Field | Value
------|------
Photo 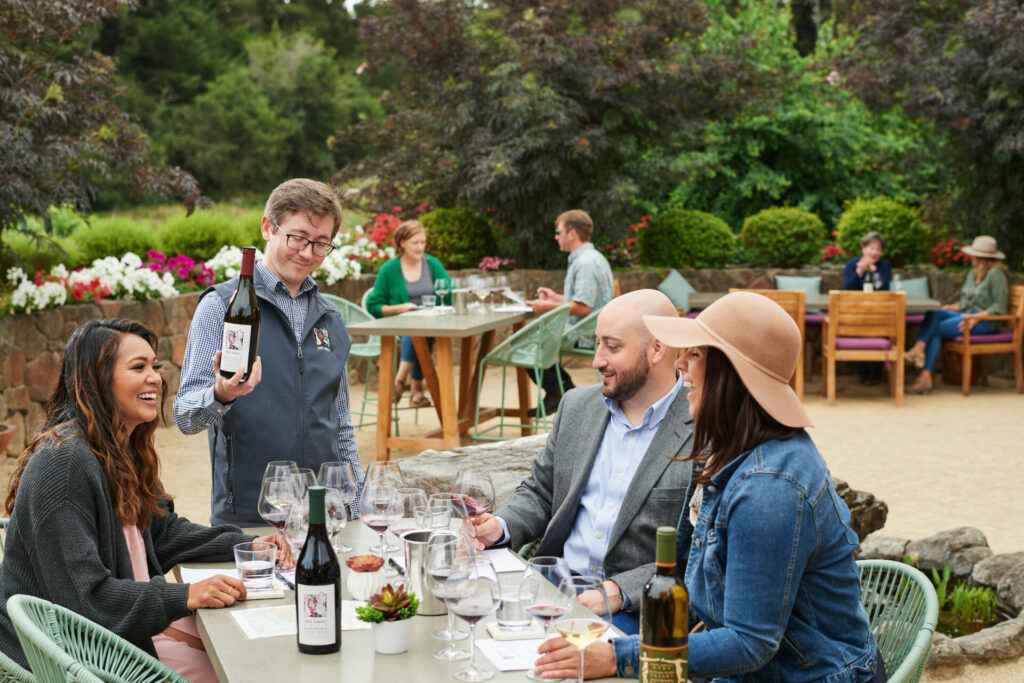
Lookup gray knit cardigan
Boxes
[0,426,252,669]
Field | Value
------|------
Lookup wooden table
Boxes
[347,309,532,461]
[192,524,625,682]
[688,291,942,313]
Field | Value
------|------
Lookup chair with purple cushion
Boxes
[822,290,907,404]
[942,285,1024,396]
[730,288,806,400]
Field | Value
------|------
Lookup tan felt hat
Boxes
[644,291,812,428]
[960,235,1005,260]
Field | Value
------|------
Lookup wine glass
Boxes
[520,557,573,680]
[284,497,309,558]
[365,462,403,552]
[428,492,471,542]
[426,530,472,659]
[393,488,429,539]
[434,277,452,307]
[552,576,612,683]
[454,471,495,522]
[294,468,318,496]
[448,561,500,682]
[262,460,299,482]
[361,481,401,576]
[257,475,299,543]
[319,461,358,554]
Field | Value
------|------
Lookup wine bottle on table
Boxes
[219,246,260,381]
[640,526,688,683]
[296,486,341,654]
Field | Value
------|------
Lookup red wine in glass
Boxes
[362,515,390,534]
[264,509,288,530]
[526,603,569,626]
[460,495,489,518]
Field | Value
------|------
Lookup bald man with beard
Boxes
[472,290,698,633]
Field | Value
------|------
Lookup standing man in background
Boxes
[175,178,364,526]
[528,209,614,415]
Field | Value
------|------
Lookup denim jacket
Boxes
[613,434,880,682]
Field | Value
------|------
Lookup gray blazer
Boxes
[497,383,696,608]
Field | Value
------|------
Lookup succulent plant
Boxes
[355,583,420,623]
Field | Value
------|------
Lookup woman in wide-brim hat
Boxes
[907,234,1009,394]
[535,292,886,682]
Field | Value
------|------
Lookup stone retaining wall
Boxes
[1,266,1020,457]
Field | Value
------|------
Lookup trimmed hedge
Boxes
[159,209,264,260]
[740,207,826,267]
[639,209,736,268]
[69,218,157,265]
[836,198,928,266]
[419,208,496,270]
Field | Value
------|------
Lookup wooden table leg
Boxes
[376,336,395,462]
[457,337,475,421]
[434,338,460,448]
[516,367,533,436]
[411,336,443,423]
[460,330,496,436]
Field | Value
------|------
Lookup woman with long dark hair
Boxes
[533,292,885,681]
[0,319,289,680]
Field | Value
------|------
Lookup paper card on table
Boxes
[342,600,371,631]
[475,637,546,672]
[492,304,533,313]
[231,606,295,640]
[481,548,526,573]
[179,567,283,600]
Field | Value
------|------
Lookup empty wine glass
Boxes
[520,557,573,680]
[319,461,358,554]
[434,277,452,307]
[362,481,400,576]
[552,576,612,683]
[426,530,472,658]
[392,488,429,538]
[258,475,299,544]
[262,460,299,482]
[429,492,471,542]
[454,471,495,521]
[448,562,500,682]
[284,496,309,558]
[294,468,318,496]
[365,462,403,552]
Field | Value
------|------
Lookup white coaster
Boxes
[485,621,546,641]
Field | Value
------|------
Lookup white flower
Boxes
[6,267,27,286]
[50,264,69,279]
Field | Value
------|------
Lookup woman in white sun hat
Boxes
[533,292,885,682]
[906,235,1009,394]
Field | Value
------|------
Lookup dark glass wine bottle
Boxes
[219,246,260,381]
[296,486,341,654]
[640,526,688,683]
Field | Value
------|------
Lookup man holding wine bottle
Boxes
[472,289,696,634]
[175,178,364,526]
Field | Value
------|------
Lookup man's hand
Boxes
[213,352,262,404]
[528,298,560,314]
[534,638,616,680]
[254,533,295,570]
[469,513,504,550]
[578,581,624,615]
[536,287,560,301]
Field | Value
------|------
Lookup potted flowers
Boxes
[355,583,420,655]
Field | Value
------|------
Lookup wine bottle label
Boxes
[297,584,337,647]
[639,644,687,683]
[220,322,252,373]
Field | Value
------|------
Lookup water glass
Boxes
[422,294,437,309]
[233,541,277,591]
[495,572,531,631]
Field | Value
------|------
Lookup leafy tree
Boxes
[0,0,198,270]
[838,0,1024,269]
[336,0,778,267]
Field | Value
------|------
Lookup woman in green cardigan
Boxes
[365,220,452,407]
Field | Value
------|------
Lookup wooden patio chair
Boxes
[942,284,1024,395]
[822,291,906,404]
[729,289,806,400]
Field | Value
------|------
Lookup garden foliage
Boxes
[420,208,496,271]
[69,219,158,266]
[639,209,736,269]
[740,208,826,268]
[159,210,264,260]
[835,198,928,267]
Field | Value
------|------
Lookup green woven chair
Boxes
[322,293,391,430]
[560,307,600,362]
[0,648,32,683]
[0,516,7,564]
[7,594,188,683]
[473,305,571,440]
[857,560,939,683]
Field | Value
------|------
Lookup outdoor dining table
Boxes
[346,307,533,461]
[687,291,942,313]
[190,524,626,682]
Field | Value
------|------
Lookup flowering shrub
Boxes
[7,268,67,314]
[821,243,847,265]
[145,250,215,292]
[604,214,650,268]
[478,256,514,272]
[930,238,971,269]
[367,211,401,246]
[205,246,265,282]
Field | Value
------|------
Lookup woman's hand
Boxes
[254,533,295,569]
[534,638,617,680]
[384,302,418,316]
[187,575,247,610]
[856,256,874,276]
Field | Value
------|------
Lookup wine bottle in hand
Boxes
[220,246,260,381]
[296,486,341,655]
[639,526,688,682]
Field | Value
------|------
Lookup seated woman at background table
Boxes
[843,231,892,384]
[534,292,885,682]
[365,219,452,407]
[907,235,1008,394]
[0,319,289,681]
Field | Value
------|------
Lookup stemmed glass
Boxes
[365,462,403,552]
[361,480,401,576]
[284,499,309,559]
[434,278,452,307]
[257,473,300,544]
[520,557,573,680]
[448,561,500,682]
[552,576,612,683]
[393,488,429,538]
[263,460,299,482]
[429,492,471,542]
[454,471,495,522]
[295,468,318,496]
[319,461,358,554]
[426,530,473,659]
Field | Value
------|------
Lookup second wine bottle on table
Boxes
[640,526,688,683]
[296,486,341,654]
[219,246,260,381]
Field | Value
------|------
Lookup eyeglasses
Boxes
[271,222,334,256]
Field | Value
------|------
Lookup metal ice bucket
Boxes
[401,530,447,616]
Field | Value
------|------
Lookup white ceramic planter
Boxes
[372,619,411,654]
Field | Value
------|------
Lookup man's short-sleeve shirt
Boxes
[564,242,614,325]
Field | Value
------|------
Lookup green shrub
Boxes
[1,230,71,272]
[836,198,928,266]
[419,208,496,270]
[740,207,826,267]
[68,218,157,264]
[638,209,736,268]
[159,210,263,260]
[46,205,89,238]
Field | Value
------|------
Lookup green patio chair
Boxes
[7,594,188,683]
[0,648,32,683]
[472,305,571,440]
[560,307,600,363]
[0,516,7,564]
[857,559,939,683]
[323,293,390,430]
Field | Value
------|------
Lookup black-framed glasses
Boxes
[272,222,334,256]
